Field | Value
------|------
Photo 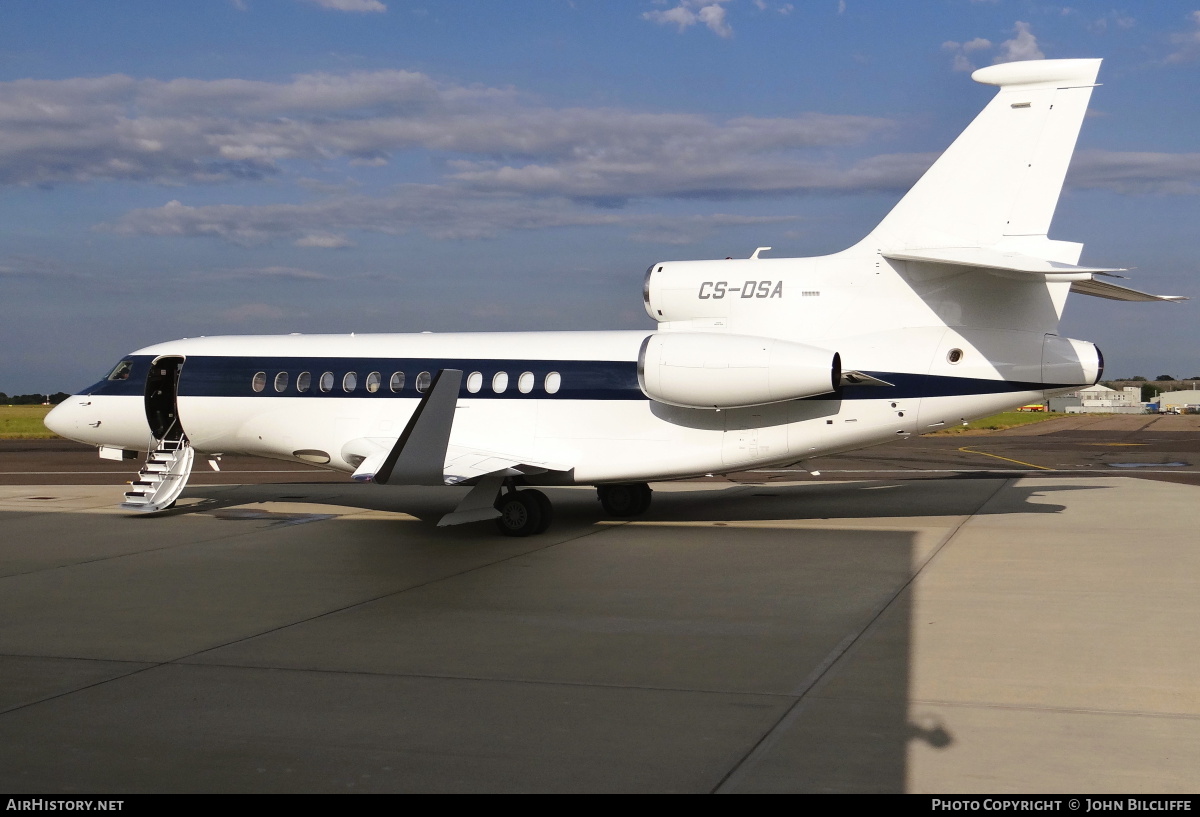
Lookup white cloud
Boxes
[942,37,993,71]
[1068,150,1200,195]
[0,70,890,194]
[213,266,334,280]
[1166,10,1200,64]
[698,3,732,36]
[996,21,1044,62]
[642,1,734,38]
[107,189,631,243]
[105,149,930,246]
[1088,11,1135,33]
[103,146,1200,249]
[295,233,354,248]
[302,0,387,12]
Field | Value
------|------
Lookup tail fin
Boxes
[863,58,1101,254]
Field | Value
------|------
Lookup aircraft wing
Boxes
[344,368,573,487]
[442,444,572,485]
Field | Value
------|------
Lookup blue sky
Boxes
[2,0,1198,394]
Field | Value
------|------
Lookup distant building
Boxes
[1048,385,1145,414]
[1158,389,1200,412]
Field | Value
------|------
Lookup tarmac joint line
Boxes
[957,446,1053,471]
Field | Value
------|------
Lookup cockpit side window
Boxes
[106,360,134,381]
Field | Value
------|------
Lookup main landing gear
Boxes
[494,486,553,537]
[596,482,652,518]
[491,481,654,537]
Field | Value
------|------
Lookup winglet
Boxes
[367,369,463,486]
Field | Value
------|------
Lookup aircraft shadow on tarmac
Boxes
[0,477,1137,792]
[151,477,1108,529]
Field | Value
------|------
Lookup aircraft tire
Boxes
[494,490,543,537]
[525,489,554,534]
[597,482,652,517]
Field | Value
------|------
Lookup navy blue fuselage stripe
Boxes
[79,354,1077,401]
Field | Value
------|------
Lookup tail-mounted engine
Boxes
[644,259,788,323]
[638,332,841,410]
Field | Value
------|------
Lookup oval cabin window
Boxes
[544,372,561,394]
[252,372,267,392]
[415,371,431,393]
[296,371,311,393]
[466,371,483,393]
[389,372,405,393]
[365,372,381,393]
[274,372,289,393]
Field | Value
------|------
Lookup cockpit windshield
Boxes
[106,359,134,381]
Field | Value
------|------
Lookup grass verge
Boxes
[929,411,1062,435]
[0,405,59,439]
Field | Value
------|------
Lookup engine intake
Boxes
[638,332,841,410]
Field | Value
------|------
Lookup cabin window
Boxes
[518,372,534,394]
[274,372,289,393]
[252,372,267,392]
[389,372,405,393]
[296,371,311,393]
[466,371,483,393]
[319,372,334,392]
[415,371,431,393]
[544,372,561,394]
[365,372,381,393]
[343,372,358,392]
[106,360,134,381]
[492,372,509,394]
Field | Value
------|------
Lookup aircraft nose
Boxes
[43,399,78,438]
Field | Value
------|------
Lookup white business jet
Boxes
[45,58,1183,535]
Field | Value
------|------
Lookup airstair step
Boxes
[121,437,193,514]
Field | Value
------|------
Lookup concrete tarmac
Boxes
[2,450,1199,791]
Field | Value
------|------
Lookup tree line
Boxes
[1,393,71,405]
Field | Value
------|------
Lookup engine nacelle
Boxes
[638,332,841,410]
[1042,335,1103,388]
[644,259,789,323]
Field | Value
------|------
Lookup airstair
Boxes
[120,433,195,513]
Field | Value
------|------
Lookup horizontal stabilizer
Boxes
[884,247,1123,276]
[1068,279,1187,303]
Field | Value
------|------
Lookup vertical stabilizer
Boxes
[863,58,1101,255]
